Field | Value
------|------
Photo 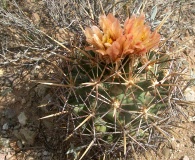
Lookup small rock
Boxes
[16,140,23,149]
[21,98,26,104]
[182,155,189,160]
[18,112,27,126]
[2,123,9,130]
[0,68,4,77]
[0,138,10,147]
[43,150,49,156]
[191,136,195,143]
[37,152,42,157]
[20,128,37,145]
[26,156,34,160]
[184,88,195,101]
[32,12,40,25]
[13,128,37,145]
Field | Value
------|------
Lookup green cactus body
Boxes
[64,52,171,141]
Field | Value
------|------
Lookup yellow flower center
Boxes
[141,35,145,41]
[107,37,113,44]
[103,34,113,44]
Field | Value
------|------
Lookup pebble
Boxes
[0,138,10,147]
[26,156,34,160]
[21,98,26,104]
[20,128,37,145]
[18,112,27,126]
[2,123,9,130]
[0,68,4,77]
[191,136,195,143]
[182,155,189,160]
[13,128,37,145]
[43,150,49,156]
[16,140,23,149]
[37,152,42,157]
[184,88,195,101]
[32,12,40,25]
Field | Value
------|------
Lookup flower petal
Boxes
[93,34,105,49]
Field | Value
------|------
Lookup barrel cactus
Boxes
[55,13,180,159]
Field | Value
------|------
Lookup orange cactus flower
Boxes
[85,13,123,62]
[84,13,160,63]
[124,14,160,55]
